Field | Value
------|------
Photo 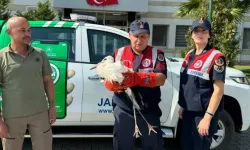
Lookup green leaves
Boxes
[0,0,11,20]
[177,0,250,67]
[177,0,204,18]
[15,0,56,20]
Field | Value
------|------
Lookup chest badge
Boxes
[194,60,203,68]
[142,59,151,68]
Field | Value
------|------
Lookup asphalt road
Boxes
[1,127,248,150]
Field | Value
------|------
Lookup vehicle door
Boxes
[80,26,130,124]
[29,26,83,122]
[159,60,174,123]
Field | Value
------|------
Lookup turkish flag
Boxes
[86,0,118,6]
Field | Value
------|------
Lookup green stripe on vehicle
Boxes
[48,21,60,27]
[71,22,79,28]
[42,21,79,28]
[61,22,74,28]
[54,21,66,27]
[42,21,52,27]
[42,21,58,27]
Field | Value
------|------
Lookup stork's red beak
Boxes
[90,65,97,70]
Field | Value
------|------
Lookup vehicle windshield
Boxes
[31,27,76,61]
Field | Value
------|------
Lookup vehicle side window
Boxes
[30,27,76,61]
[87,29,130,63]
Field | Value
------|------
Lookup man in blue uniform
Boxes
[103,19,167,150]
[178,18,226,150]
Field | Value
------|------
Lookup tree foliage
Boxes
[176,0,250,67]
[0,0,11,20]
[15,0,56,20]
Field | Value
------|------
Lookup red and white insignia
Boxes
[142,59,151,67]
[194,60,203,68]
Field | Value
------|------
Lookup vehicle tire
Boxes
[210,110,235,150]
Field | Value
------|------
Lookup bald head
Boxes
[7,16,28,31]
[6,16,31,45]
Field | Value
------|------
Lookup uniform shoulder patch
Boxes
[214,65,225,73]
[157,53,165,61]
[214,57,225,66]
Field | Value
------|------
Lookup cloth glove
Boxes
[120,72,156,88]
[104,80,123,92]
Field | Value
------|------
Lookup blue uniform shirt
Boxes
[112,45,167,117]
[178,45,226,112]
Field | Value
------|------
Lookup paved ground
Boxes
[0,127,247,150]
[228,128,250,150]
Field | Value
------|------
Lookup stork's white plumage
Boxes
[90,55,157,138]
[95,56,128,83]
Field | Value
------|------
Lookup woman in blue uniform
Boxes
[178,18,226,150]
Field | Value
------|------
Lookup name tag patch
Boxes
[139,68,154,72]
[188,70,204,77]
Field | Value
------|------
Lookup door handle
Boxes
[88,74,104,80]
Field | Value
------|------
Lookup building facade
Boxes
[8,0,250,63]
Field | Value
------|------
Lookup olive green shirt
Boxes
[0,45,52,118]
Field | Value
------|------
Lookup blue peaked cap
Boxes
[130,19,150,35]
[190,18,211,32]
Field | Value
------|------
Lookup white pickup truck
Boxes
[0,15,249,150]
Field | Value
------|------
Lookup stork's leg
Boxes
[136,109,158,136]
[133,106,142,138]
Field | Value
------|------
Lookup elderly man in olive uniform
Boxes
[0,16,56,150]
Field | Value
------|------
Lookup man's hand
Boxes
[0,120,8,138]
[43,75,55,125]
[104,80,124,92]
[48,106,56,125]
[178,107,184,119]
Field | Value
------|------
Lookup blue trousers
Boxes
[113,106,165,150]
[181,110,219,150]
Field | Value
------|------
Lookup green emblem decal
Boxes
[51,64,60,84]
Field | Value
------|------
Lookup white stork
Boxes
[90,56,157,138]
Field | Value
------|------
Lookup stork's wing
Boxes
[96,62,129,83]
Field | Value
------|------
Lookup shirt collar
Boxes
[6,44,34,53]
[129,45,148,55]
[193,44,212,55]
